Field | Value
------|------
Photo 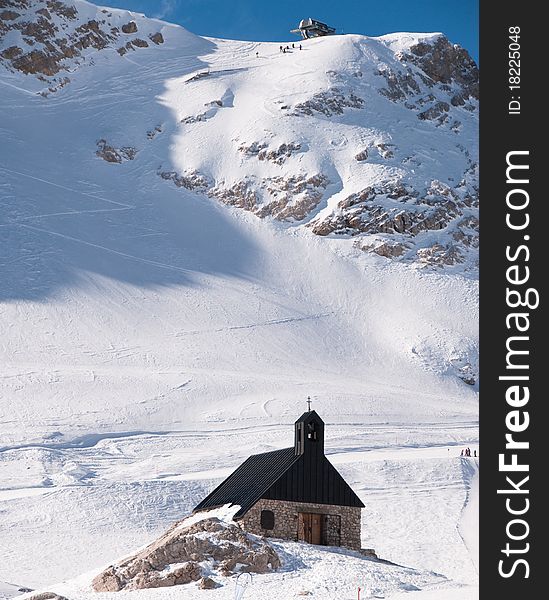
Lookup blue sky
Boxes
[94,0,478,62]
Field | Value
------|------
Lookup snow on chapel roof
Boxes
[193,446,299,519]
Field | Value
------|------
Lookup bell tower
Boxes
[294,409,325,456]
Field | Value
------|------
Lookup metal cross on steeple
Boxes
[307,396,312,411]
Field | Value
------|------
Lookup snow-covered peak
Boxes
[1,3,478,269]
[377,31,445,53]
[1,7,479,596]
[0,1,479,443]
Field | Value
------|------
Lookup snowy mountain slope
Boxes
[1,0,478,267]
[0,0,478,447]
[0,1,478,598]
[0,0,178,87]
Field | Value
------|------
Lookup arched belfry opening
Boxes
[294,410,325,456]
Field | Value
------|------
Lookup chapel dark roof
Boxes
[193,446,299,519]
[193,410,365,518]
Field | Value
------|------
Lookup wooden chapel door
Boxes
[298,512,323,544]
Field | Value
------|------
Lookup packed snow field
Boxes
[0,1,478,598]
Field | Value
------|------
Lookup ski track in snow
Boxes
[18,223,196,275]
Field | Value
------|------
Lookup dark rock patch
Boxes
[121,21,138,34]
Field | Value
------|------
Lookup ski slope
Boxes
[0,1,478,598]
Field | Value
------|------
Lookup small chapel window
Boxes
[260,509,275,530]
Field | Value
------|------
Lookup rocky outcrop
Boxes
[158,169,210,191]
[181,111,209,124]
[199,577,220,590]
[146,124,163,139]
[0,1,164,86]
[121,21,137,34]
[209,173,329,222]
[238,141,269,156]
[354,149,368,162]
[239,141,302,165]
[96,140,137,163]
[377,67,421,102]
[160,167,329,223]
[417,243,463,266]
[260,173,329,220]
[377,35,478,125]
[211,179,259,211]
[92,516,281,591]
[1,10,21,21]
[452,216,479,248]
[377,143,394,159]
[310,177,478,267]
[149,32,164,45]
[25,594,69,600]
[258,142,302,164]
[131,38,148,48]
[292,88,364,117]
[93,562,201,591]
[418,101,450,123]
[312,203,456,237]
[358,241,408,259]
[403,36,479,103]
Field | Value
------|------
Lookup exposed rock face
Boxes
[199,577,220,590]
[209,173,329,221]
[292,88,364,116]
[149,31,164,45]
[258,142,302,164]
[146,124,163,139]
[377,34,478,122]
[404,36,479,104]
[25,593,69,600]
[211,179,259,212]
[92,516,281,591]
[131,38,148,48]
[454,361,477,386]
[377,67,421,102]
[159,169,210,191]
[260,173,329,220]
[358,241,408,259]
[376,143,394,159]
[418,101,450,123]
[96,139,137,163]
[417,243,463,266]
[159,162,329,223]
[354,149,368,162]
[1,10,21,21]
[0,1,164,87]
[181,111,210,124]
[238,141,269,156]
[310,177,478,267]
[121,21,137,34]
